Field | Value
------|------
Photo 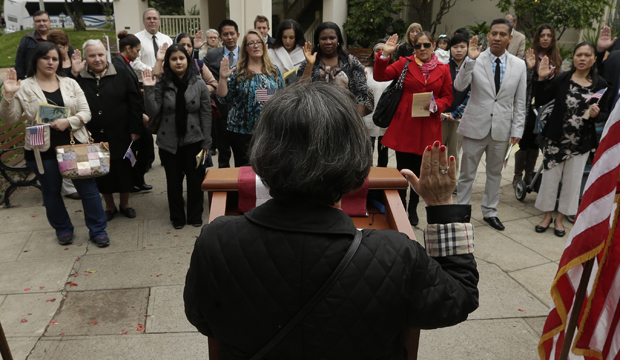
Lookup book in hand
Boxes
[36,103,71,124]
[411,92,432,117]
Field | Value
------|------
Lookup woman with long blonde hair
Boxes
[396,22,422,60]
[217,29,285,167]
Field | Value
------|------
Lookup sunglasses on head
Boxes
[414,42,433,50]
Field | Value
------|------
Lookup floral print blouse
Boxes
[542,80,594,170]
[217,68,285,134]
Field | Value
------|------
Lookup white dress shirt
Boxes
[130,29,173,78]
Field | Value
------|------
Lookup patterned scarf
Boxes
[414,53,439,82]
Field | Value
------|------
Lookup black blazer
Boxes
[534,71,610,152]
[203,47,226,82]
[266,35,275,49]
[596,49,620,110]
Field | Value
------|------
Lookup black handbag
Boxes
[249,231,363,360]
[372,60,411,128]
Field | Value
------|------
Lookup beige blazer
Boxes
[454,49,527,142]
[507,30,526,58]
[0,75,92,150]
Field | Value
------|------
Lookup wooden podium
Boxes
[201,167,420,359]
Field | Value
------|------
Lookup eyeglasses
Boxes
[414,43,433,50]
[246,41,263,48]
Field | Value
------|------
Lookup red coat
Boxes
[374,55,454,155]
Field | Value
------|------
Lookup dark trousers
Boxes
[395,151,422,215]
[132,133,155,186]
[159,142,205,225]
[26,158,108,239]
[214,100,232,168]
[371,136,389,167]
[227,131,252,167]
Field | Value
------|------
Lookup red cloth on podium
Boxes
[237,166,369,216]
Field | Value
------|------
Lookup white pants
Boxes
[535,152,589,215]
[457,133,508,218]
[61,178,77,195]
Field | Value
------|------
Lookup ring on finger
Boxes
[440,168,449,175]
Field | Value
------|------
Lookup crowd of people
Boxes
[2,8,617,247]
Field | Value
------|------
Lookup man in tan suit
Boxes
[505,14,525,58]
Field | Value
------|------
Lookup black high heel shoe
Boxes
[554,219,566,237]
[535,218,553,233]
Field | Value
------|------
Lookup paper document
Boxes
[36,103,71,124]
[411,92,432,117]
[503,143,520,168]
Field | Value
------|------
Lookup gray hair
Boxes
[143,8,160,20]
[206,29,219,37]
[249,82,371,205]
[505,13,517,22]
[82,39,104,53]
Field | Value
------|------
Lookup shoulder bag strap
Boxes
[395,60,411,90]
[249,230,363,360]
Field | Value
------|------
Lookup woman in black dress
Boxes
[71,40,143,221]
[533,41,610,236]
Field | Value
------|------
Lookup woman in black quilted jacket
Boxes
[184,82,479,359]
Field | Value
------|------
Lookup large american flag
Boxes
[28,125,46,146]
[538,100,620,359]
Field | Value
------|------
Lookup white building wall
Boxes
[229,0,272,37]
[113,0,148,34]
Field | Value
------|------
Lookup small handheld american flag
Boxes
[28,125,46,146]
[256,88,276,103]
[585,88,607,104]
[429,92,437,113]
[123,141,137,167]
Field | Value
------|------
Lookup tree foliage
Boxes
[343,0,405,48]
[496,0,612,40]
[148,0,185,16]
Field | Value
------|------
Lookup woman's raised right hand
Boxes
[219,57,236,79]
[71,49,86,75]
[156,43,168,61]
[538,56,551,80]
[382,34,399,57]
[525,48,536,70]
[3,69,21,96]
[141,68,156,86]
[303,42,317,65]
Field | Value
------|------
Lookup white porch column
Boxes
[113,0,148,33]
[322,0,348,44]
[229,0,272,37]
[185,0,209,32]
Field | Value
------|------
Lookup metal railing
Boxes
[160,16,202,37]
[304,11,321,43]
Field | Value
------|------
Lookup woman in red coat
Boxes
[374,31,453,226]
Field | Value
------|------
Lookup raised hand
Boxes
[3,68,21,96]
[141,68,156,86]
[71,49,85,75]
[382,34,399,57]
[193,30,205,49]
[525,48,536,70]
[156,42,168,61]
[303,42,317,65]
[401,141,456,207]
[468,36,482,60]
[538,56,551,80]
[597,26,617,52]
[219,57,236,79]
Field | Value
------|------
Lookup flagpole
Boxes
[558,257,595,360]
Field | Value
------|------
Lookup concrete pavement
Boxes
[0,145,562,359]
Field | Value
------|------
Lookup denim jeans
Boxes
[27,157,108,239]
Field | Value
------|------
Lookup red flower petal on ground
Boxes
[24,288,30,291]
[46,298,56,302]
[90,321,98,325]
[136,324,145,332]
[49,320,57,325]
[21,319,27,323]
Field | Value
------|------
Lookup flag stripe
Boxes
[591,264,620,350]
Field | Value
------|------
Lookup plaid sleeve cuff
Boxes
[424,223,475,257]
